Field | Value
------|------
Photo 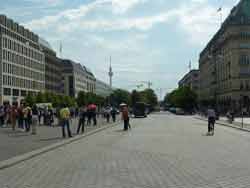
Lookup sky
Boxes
[0,0,240,99]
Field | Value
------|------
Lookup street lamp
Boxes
[240,94,244,128]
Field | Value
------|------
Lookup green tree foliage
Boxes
[139,89,158,107]
[36,92,45,103]
[165,86,197,110]
[76,91,86,106]
[110,89,131,107]
[25,92,35,106]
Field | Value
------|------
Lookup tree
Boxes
[25,93,35,106]
[36,92,45,103]
[139,89,158,107]
[76,91,86,106]
[166,86,197,111]
[110,89,131,107]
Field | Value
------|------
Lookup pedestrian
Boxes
[10,102,18,131]
[93,108,97,126]
[48,105,54,127]
[23,105,32,132]
[207,107,216,135]
[38,108,42,125]
[77,106,86,134]
[31,104,38,135]
[60,104,72,138]
[87,109,92,125]
[17,103,24,129]
[122,106,129,131]
[0,106,5,127]
[106,107,111,123]
[111,107,117,123]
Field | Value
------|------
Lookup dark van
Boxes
[133,102,147,118]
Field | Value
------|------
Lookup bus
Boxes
[133,102,147,118]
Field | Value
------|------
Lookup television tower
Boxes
[108,56,113,88]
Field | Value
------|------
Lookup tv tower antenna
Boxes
[108,56,114,88]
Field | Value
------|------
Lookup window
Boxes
[12,89,19,96]
[3,88,11,96]
[239,54,250,65]
[240,81,244,90]
[21,90,26,97]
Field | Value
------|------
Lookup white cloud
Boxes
[111,0,147,14]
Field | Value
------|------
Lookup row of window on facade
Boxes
[0,16,38,43]
[2,37,43,62]
[3,75,44,90]
[3,87,38,97]
[3,62,44,81]
[240,80,250,90]
[2,49,44,72]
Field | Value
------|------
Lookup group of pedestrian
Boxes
[0,101,39,135]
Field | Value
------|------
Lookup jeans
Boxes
[18,117,24,129]
[24,118,30,132]
[77,118,85,134]
[208,117,215,132]
[61,119,72,138]
[124,119,129,130]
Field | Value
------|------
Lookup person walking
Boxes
[17,104,24,129]
[48,105,54,127]
[77,106,86,134]
[0,106,5,127]
[23,105,32,132]
[87,109,92,126]
[60,104,72,138]
[31,104,38,135]
[10,103,18,131]
[207,107,216,135]
[106,107,111,123]
[111,107,117,123]
[38,108,42,125]
[122,106,129,131]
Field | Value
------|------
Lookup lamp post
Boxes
[240,94,244,128]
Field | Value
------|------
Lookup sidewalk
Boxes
[195,115,250,132]
[0,117,120,162]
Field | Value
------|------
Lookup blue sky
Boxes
[1,0,240,99]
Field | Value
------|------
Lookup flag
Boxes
[217,7,222,12]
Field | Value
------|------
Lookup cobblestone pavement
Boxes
[1,112,250,188]
[0,117,116,162]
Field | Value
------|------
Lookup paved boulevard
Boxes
[1,112,250,188]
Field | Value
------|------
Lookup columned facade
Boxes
[199,0,250,113]
[0,15,45,104]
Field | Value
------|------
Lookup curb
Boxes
[194,117,250,133]
[0,121,120,170]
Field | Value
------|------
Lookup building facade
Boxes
[178,69,200,93]
[199,0,250,112]
[95,79,112,97]
[0,15,45,104]
[39,38,63,95]
[83,66,96,93]
[61,60,85,97]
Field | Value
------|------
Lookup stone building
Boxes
[178,69,200,94]
[82,66,96,93]
[95,79,112,97]
[61,59,86,98]
[199,0,250,112]
[39,38,63,95]
[0,15,45,104]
